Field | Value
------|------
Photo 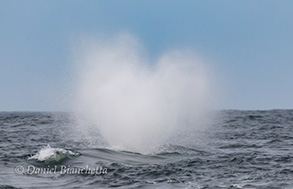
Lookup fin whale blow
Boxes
[71,34,215,153]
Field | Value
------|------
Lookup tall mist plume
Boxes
[70,34,216,153]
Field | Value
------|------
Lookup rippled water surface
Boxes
[1,110,293,188]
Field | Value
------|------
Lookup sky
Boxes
[1,0,293,111]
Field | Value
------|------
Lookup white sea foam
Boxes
[28,144,78,162]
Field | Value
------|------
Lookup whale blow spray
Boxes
[72,34,215,153]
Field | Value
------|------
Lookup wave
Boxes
[28,144,80,163]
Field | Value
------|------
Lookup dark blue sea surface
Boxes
[1,110,293,188]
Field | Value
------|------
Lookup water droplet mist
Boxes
[71,34,216,153]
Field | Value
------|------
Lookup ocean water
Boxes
[1,110,293,188]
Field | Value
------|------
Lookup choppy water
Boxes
[1,110,293,188]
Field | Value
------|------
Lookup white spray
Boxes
[71,34,215,153]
